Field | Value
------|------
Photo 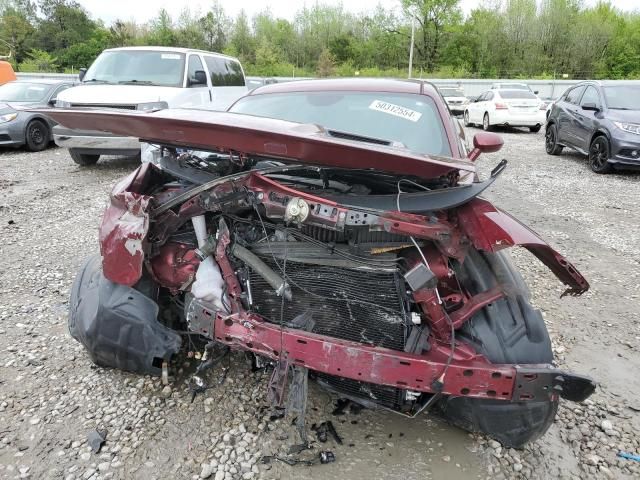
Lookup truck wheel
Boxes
[70,149,100,166]
[437,249,557,448]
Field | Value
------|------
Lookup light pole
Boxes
[408,17,415,79]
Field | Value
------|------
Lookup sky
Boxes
[77,0,640,25]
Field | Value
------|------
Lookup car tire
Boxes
[588,136,612,174]
[545,124,563,155]
[437,249,557,448]
[463,110,471,127]
[529,125,541,133]
[482,113,491,131]
[25,119,50,152]
[70,149,100,166]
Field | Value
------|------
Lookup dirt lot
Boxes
[0,128,639,480]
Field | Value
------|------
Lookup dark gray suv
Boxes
[545,81,640,173]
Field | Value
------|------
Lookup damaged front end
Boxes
[50,107,595,448]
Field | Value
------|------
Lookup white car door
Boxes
[202,55,248,111]
[176,53,211,108]
[470,92,486,123]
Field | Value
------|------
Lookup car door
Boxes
[202,55,248,111]
[573,86,602,152]
[181,54,211,108]
[557,85,585,147]
[470,92,487,123]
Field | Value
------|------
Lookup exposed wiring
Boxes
[396,179,455,390]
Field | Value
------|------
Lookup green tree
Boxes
[18,47,58,71]
[316,48,335,77]
[199,0,227,52]
[401,0,462,71]
[228,10,254,63]
[35,0,97,52]
[175,7,206,49]
[0,6,35,63]
[147,8,175,46]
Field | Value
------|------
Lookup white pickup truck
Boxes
[54,46,248,166]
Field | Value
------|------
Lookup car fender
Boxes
[99,164,152,286]
[456,198,589,296]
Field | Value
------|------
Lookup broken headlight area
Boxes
[70,148,595,448]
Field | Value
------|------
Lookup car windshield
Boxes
[83,50,186,87]
[498,84,529,90]
[603,85,640,110]
[439,88,464,97]
[499,90,538,99]
[230,91,451,156]
[0,82,50,102]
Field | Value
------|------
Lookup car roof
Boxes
[104,46,239,61]
[576,80,640,87]
[246,78,440,97]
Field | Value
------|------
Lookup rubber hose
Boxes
[231,244,292,301]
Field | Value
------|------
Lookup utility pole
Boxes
[408,17,415,79]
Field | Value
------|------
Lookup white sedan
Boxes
[463,89,547,133]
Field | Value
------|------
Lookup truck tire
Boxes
[438,249,557,448]
[70,149,100,166]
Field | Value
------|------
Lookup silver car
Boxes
[0,79,75,151]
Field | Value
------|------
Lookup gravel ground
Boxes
[0,129,638,480]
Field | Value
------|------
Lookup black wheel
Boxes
[589,136,612,174]
[25,119,50,152]
[529,125,541,133]
[482,113,491,131]
[437,249,557,448]
[70,149,100,166]
[545,124,563,155]
[463,110,471,127]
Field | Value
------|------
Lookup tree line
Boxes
[0,0,639,79]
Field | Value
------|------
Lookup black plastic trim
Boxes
[69,255,181,375]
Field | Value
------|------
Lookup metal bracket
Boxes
[512,366,596,403]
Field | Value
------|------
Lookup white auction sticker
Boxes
[161,53,182,60]
[368,100,422,122]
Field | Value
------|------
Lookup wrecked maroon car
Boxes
[44,79,594,448]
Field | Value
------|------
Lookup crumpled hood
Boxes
[56,84,182,105]
[30,107,476,179]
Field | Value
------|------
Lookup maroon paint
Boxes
[35,107,474,180]
[99,165,151,286]
[212,311,544,402]
[150,242,200,291]
[457,198,589,294]
[467,132,504,161]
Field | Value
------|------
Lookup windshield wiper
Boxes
[327,129,405,148]
[83,78,111,84]
[610,107,634,110]
[118,80,157,85]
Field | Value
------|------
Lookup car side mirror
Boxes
[48,98,56,106]
[190,70,207,86]
[534,90,539,95]
[467,132,504,161]
[78,68,87,82]
[582,103,600,112]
